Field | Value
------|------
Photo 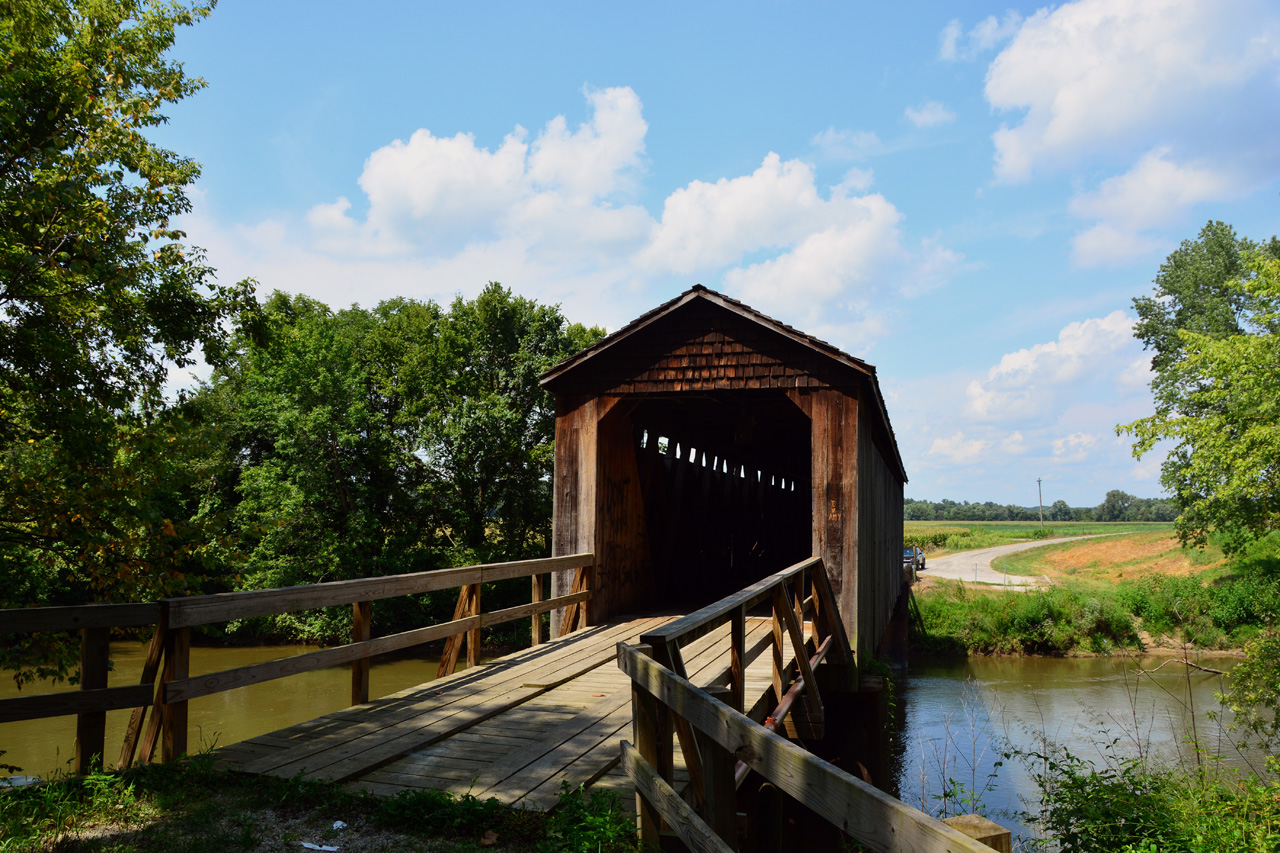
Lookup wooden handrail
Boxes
[0,602,159,634]
[0,552,594,771]
[162,553,593,628]
[617,642,996,853]
[640,556,822,648]
[160,589,591,703]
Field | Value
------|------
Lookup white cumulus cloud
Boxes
[929,431,990,463]
[985,0,1280,184]
[1052,432,1100,462]
[966,311,1137,420]
[1068,148,1252,266]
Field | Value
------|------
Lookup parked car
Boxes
[902,546,926,574]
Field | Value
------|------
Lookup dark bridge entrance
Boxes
[627,391,811,610]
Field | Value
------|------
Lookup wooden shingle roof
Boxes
[541,285,907,482]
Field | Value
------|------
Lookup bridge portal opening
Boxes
[612,391,811,612]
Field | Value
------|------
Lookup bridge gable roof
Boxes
[541,286,906,481]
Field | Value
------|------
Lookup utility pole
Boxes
[1037,477,1045,530]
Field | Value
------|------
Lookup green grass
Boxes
[905,521,1174,555]
[913,531,1280,655]
[0,753,638,853]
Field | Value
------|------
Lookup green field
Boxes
[904,520,1175,555]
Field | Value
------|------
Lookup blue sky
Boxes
[158,0,1280,507]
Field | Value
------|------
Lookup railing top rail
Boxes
[164,552,593,629]
[0,603,160,634]
[617,641,995,853]
[639,555,821,648]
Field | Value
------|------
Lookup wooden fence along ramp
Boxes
[617,558,999,853]
[0,553,593,776]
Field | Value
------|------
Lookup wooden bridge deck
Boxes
[212,613,783,811]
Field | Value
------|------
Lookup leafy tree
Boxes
[0,0,255,679]
[425,283,603,561]
[1122,252,1280,546]
[1132,221,1280,403]
[1049,500,1072,522]
[0,5,253,580]
[199,286,603,641]
[1094,490,1134,522]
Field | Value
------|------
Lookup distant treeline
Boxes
[904,490,1178,523]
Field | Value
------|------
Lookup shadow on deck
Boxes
[212,614,781,811]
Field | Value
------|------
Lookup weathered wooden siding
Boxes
[550,396,600,635]
[594,405,651,620]
[786,389,860,651]
[857,393,905,664]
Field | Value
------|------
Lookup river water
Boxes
[893,655,1256,844]
[1,644,1256,847]
[0,642,456,780]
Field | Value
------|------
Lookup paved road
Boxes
[924,535,1120,589]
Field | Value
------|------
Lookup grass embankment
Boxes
[911,530,1280,656]
[904,520,1173,556]
[0,752,637,853]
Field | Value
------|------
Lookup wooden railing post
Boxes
[730,604,745,713]
[770,588,785,702]
[703,685,739,848]
[630,643,670,849]
[466,584,481,670]
[531,573,543,646]
[159,619,190,763]
[75,626,109,774]
[351,600,371,706]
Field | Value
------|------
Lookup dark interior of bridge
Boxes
[625,391,812,611]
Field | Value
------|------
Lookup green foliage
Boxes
[1025,746,1280,853]
[913,581,1140,656]
[194,284,604,642]
[374,787,507,838]
[538,783,639,853]
[1217,630,1280,771]
[903,495,1178,523]
[0,0,257,680]
[1123,223,1280,548]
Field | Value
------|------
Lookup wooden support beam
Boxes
[729,605,745,714]
[630,643,671,849]
[531,573,543,646]
[617,643,996,853]
[654,641,705,808]
[466,584,481,671]
[351,600,371,706]
[621,741,734,853]
[75,627,109,774]
[0,684,153,725]
[437,586,472,679]
[771,587,823,721]
[159,625,190,762]
[701,686,739,847]
[118,621,167,769]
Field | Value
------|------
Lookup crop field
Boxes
[904,520,1175,555]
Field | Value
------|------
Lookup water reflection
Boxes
[892,655,1251,844]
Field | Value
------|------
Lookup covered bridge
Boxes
[541,286,906,664]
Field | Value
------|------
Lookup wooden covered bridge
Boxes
[3,288,1004,851]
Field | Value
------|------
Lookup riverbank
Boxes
[0,752,637,853]
[911,530,1280,657]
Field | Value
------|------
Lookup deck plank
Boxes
[219,613,790,809]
